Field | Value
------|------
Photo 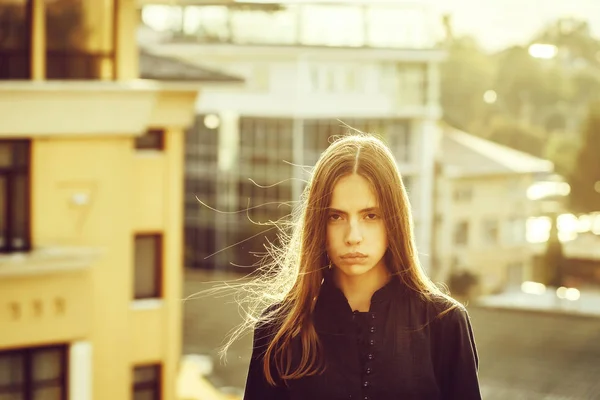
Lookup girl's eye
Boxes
[366,213,378,220]
[328,214,342,221]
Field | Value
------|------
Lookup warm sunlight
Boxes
[528,43,559,59]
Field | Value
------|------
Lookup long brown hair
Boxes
[222,133,456,385]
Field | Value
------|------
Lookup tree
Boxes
[544,132,580,177]
[540,216,565,287]
[440,36,496,132]
[484,114,547,158]
[568,102,600,213]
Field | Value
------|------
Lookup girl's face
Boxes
[325,173,388,279]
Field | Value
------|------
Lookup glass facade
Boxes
[0,0,32,79]
[184,116,415,271]
[45,0,116,79]
[142,3,439,49]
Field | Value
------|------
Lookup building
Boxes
[433,127,554,295]
[0,1,236,399]
[141,1,445,274]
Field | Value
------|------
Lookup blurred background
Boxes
[1,0,600,399]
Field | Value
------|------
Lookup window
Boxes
[0,0,32,79]
[453,221,469,246]
[0,140,31,253]
[186,226,216,270]
[504,217,525,245]
[396,63,427,106]
[133,365,161,400]
[386,120,411,163]
[135,129,165,151]
[453,186,473,202]
[482,219,499,245]
[506,262,523,287]
[45,0,116,80]
[134,234,163,299]
[0,345,67,400]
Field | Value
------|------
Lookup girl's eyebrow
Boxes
[327,207,380,215]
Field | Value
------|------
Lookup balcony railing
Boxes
[141,3,442,49]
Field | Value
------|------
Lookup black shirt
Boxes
[244,276,482,400]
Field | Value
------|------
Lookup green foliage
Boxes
[568,103,600,213]
[540,218,565,287]
[440,16,600,201]
[440,36,496,131]
[543,132,580,177]
[485,115,546,157]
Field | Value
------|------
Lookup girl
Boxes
[239,134,481,400]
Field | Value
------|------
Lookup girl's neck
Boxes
[332,263,390,312]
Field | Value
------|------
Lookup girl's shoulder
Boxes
[425,294,473,334]
[410,291,470,327]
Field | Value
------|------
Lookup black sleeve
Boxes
[243,319,290,400]
[442,306,481,400]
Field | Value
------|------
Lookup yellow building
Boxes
[433,128,554,295]
[0,1,239,399]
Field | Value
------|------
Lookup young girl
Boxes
[239,134,481,400]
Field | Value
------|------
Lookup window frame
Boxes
[133,233,164,300]
[132,364,162,400]
[0,139,32,253]
[44,0,118,80]
[0,0,33,79]
[0,344,68,400]
[135,129,166,151]
[482,218,499,246]
[453,220,469,246]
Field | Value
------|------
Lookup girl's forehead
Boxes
[329,174,379,210]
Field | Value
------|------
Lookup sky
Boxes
[429,0,600,50]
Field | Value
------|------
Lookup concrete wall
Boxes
[0,1,194,398]
[0,131,185,400]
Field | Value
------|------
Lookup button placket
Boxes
[361,312,377,399]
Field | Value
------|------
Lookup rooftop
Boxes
[139,49,244,82]
[440,127,554,178]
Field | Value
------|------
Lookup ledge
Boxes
[130,299,165,310]
[0,80,203,137]
[0,246,103,278]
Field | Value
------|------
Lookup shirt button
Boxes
[367,353,374,360]
[369,326,376,333]
[363,381,370,388]
[364,397,370,400]
[369,339,375,346]
[370,313,376,319]
[366,367,372,374]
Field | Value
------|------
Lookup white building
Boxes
[434,127,554,294]
[141,1,445,274]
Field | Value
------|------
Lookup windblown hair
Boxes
[220,133,456,385]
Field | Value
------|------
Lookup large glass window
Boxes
[45,0,115,79]
[141,3,436,49]
[0,140,31,253]
[397,63,427,107]
[0,345,67,400]
[0,0,31,79]
[238,117,294,221]
[134,234,163,299]
[133,365,161,400]
[454,221,469,246]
